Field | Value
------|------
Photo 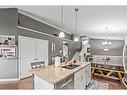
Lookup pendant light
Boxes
[74,8,79,41]
[102,28,111,51]
[59,6,65,38]
[102,28,111,46]
[104,47,109,51]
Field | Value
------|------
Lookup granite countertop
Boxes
[32,61,90,85]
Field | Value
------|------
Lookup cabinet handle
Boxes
[60,79,73,88]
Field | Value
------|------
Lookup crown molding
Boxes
[18,9,72,35]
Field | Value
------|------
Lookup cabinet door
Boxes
[82,67,87,89]
[86,64,91,85]
[19,36,36,79]
[74,68,85,89]
[34,75,54,89]
[36,39,49,66]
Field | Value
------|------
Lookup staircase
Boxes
[72,44,90,61]
[72,51,80,60]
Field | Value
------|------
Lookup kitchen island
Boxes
[32,61,91,90]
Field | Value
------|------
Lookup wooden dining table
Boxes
[91,62,125,82]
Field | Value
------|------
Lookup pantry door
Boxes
[36,39,49,67]
[19,36,36,79]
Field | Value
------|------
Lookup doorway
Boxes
[63,41,69,59]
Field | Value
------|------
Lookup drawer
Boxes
[55,74,74,89]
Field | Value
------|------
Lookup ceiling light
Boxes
[102,28,111,51]
[104,48,110,51]
[59,6,65,38]
[74,8,79,42]
[102,41,112,46]
[74,37,79,41]
[59,32,65,38]
[80,34,83,36]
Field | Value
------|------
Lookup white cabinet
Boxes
[19,36,49,79]
[82,67,87,88]
[34,75,54,90]
[36,39,48,67]
[74,64,91,89]
[74,68,84,89]
[86,64,91,86]
[19,37,36,79]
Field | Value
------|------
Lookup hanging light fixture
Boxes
[104,47,110,51]
[59,6,65,38]
[74,8,79,41]
[102,37,112,46]
[102,28,112,46]
[102,28,111,51]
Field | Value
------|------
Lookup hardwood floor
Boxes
[0,81,19,89]
[93,76,127,89]
[0,77,33,90]
[0,76,126,89]
[18,77,33,89]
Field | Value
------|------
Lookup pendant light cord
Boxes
[59,6,65,38]
[61,6,63,29]
[75,8,78,34]
[105,28,108,42]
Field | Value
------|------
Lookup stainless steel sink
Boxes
[61,64,80,69]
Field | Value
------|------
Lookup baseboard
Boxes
[20,76,32,80]
[0,78,19,82]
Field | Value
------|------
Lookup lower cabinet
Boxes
[74,64,91,89]
[86,64,91,86]
[55,74,74,89]
[34,75,54,90]
[33,74,74,90]
[74,67,86,89]
[33,63,91,90]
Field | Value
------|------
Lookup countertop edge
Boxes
[32,61,91,85]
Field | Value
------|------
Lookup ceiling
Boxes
[1,6,127,40]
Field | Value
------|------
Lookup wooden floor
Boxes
[93,76,127,89]
[0,76,126,89]
[0,77,33,90]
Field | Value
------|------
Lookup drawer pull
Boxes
[60,79,73,88]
